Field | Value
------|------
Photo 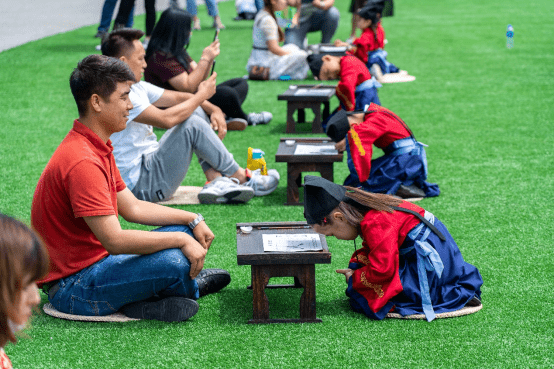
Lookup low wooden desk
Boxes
[236,222,331,324]
[275,138,344,205]
[277,85,336,134]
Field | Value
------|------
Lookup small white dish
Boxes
[240,226,253,234]
[285,140,295,146]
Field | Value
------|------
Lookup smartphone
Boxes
[211,60,216,75]
[213,29,220,41]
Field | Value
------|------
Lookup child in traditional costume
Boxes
[307,53,381,113]
[303,176,483,321]
[0,214,49,368]
[326,103,439,198]
[335,1,413,83]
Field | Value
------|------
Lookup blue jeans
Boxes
[49,225,199,316]
[98,0,134,32]
[186,0,219,17]
[284,6,340,49]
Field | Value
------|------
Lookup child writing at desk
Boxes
[335,2,414,83]
[0,213,49,368]
[325,103,439,199]
[303,176,483,321]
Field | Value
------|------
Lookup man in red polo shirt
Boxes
[31,54,230,322]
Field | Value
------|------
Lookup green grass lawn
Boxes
[1,0,553,367]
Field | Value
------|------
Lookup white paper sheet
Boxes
[263,234,323,252]
[294,88,332,96]
[319,45,347,53]
[294,144,337,155]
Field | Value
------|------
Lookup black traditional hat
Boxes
[363,0,385,13]
[357,3,381,24]
[303,176,347,224]
[325,110,350,143]
[307,54,324,80]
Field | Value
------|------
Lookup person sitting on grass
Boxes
[0,214,49,369]
[102,29,280,204]
[246,0,309,80]
[324,104,439,199]
[32,54,231,322]
[303,176,483,321]
[144,7,272,129]
[307,52,381,122]
[334,2,413,83]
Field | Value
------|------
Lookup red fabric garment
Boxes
[347,103,411,182]
[144,51,193,91]
[32,121,126,286]
[336,55,373,111]
[0,349,12,369]
[352,23,386,64]
[349,201,424,314]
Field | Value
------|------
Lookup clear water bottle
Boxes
[506,24,514,49]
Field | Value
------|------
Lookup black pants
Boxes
[115,0,156,36]
[208,78,249,120]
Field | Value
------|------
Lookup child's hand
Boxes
[336,268,354,283]
[334,39,347,47]
[335,138,346,152]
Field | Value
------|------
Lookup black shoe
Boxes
[95,31,107,38]
[196,269,231,297]
[121,297,199,322]
[395,184,426,198]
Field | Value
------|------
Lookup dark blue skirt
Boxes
[347,217,483,320]
[343,140,440,197]
[367,50,400,74]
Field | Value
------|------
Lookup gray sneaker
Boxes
[198,177,254,204]
[247,112,273,126]
[244,169,279,196]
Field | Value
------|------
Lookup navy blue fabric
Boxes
[345,218,483,320]
[367,50,399,74]
[343,139,440,197]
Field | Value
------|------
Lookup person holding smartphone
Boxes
[145,8,272,129]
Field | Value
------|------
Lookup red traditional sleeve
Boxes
[336,70,358,111]
[348,214,404,314]
[347,121,382,182]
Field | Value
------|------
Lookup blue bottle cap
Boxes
[279,75,291,81]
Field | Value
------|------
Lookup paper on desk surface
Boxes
[294,88,332,96]
[294,144,337,155]
[263,234,323,252]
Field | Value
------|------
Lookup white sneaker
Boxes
[247,112,273,126]
[198,177,254,204]
[244,169,279,196]
[226,117,247,131]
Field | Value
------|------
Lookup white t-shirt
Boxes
[110,81,165,190]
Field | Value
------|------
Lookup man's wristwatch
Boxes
[188,214,204,230]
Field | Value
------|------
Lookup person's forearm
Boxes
[159,93,206,128]
[120,198,197,226]
[200,100,221,116]
[187,59,212,92]
[105,228,196,255]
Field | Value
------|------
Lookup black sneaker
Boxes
[395,184,426,199]
[121,297,199,322]
[196,269,231,297]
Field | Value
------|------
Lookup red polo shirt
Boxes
[32,120,126,286]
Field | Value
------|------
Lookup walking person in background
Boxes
[113,0,157,47]
[187,0,225,30]
[95,0,134,39]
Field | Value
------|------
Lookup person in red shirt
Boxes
[303,176,483,321]
[308,53,381,113]
[0,214,49,369]
[31,54,230,322]
[325,103,440,198]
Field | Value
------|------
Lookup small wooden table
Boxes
[277,85,336,134]
[275,138,344,205]
[236,222,331,324]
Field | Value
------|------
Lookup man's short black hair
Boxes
[101,28,145,58]
[69,54,136,116]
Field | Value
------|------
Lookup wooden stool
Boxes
[236,222,331,324]
[275,138,344,205]
[278,85,336,133]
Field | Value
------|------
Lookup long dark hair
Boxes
[317,186,402,228]
[0,213,49,347]
[263,0,285,43]
[145,7,193,69]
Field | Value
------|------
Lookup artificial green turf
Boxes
[1,0,553,367]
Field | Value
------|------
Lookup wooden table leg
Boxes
[322,101,330,121]
[298,108,305,123]
[317,163,334,183]
[310,103,324,133]
[286,102,298,133]
[250,265,269,322]
[286,164,304,205]
[296,264,318,321]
